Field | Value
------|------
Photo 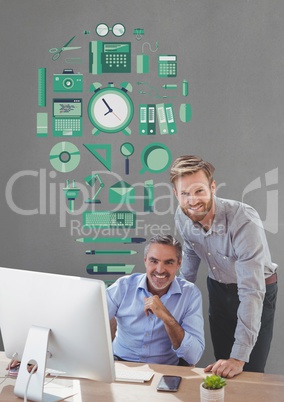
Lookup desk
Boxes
[0,352,283,402]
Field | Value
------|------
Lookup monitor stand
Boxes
[14,325,60,402]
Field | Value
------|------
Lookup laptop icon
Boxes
[53,98,82,137]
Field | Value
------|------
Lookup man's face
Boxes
[173,170,216,224]
[144,243,181,297]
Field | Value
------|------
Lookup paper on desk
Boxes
[44,379,80,400]
[191,367,207,378]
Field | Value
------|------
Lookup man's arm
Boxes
[144,295,184,349]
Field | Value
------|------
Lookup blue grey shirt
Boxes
[107,273,205,365]
[175,196,277,362]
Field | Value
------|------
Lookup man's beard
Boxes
[181,196,213,223]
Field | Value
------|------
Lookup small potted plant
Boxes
[200,374,226,402]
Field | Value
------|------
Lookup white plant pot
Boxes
[200,383,225,402]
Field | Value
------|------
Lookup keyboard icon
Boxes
[83,211,136,228]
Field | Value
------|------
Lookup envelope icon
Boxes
[109,180,135,204]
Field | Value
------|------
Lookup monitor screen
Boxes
[53,98,82,117]
[0,267,115,401]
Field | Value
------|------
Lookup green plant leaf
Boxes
[202,374,227,389]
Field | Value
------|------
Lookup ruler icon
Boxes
[38,67,46,107]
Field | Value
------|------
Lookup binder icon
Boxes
[156,103,177,134]
[139,104,156,135]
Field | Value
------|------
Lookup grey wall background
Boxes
[0,0,283,374]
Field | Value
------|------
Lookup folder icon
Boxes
[109,181,135,204]
[156,103,177,134]
[139,104,156,135]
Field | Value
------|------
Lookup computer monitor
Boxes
[0,267,115,402]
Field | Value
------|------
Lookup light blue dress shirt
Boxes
[107,273,205,365]
[175,196,278,362]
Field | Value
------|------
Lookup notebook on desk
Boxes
[115,367,154,383]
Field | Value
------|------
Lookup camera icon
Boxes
[53,69,83,92]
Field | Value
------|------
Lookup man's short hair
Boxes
[170,155,215,186]
[144,234,182,261]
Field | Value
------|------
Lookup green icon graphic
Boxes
[84,173,104,203]
[88,82,134,135]
[179,103,192,123]
[63,180,80,212]
[182,79,188,96]
[158,54,177,77]
[95,23,126,37]
[89,41,131,74]
[36,112,48,137]
[53,69,83,92]
[83,211,136,229]
[156,103,177,134]
[86,264,135,275]
[144,180,154,212]
[86,250,137,255]
[76,237,146,244]
[140,143,172,174]
[38,68,46,107]
[139,104,156,135]
[109,180,135,204]
[49,142,80,173]
[49,35,81,61]
[133,28,144,40]
[120,142,134,174]
[83,144,112,171]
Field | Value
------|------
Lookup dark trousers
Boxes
[207,276,278,372]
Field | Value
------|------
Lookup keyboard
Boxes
[115,368,154,383]
[54,118,81,135]
[83,211,136,228]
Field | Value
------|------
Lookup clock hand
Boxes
[111,111,121,121]
[102,98,121,121]
[102,98,113,113]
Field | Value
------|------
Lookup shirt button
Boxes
[223,256,227,260]
[208,252,211,256]
[212,267,216,270]
[219,280,222,283]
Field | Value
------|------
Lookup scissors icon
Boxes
[49,35,81,61]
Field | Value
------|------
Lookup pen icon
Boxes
[76,237,146,244]
[86,250,137,255]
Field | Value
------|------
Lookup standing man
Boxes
[107,234,205,366]
[170,155,278,378]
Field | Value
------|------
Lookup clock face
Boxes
[88,87,134,133]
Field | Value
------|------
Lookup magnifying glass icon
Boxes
[120,142,135,175]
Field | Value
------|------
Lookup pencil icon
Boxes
[86,264,135,275]
[86,250,137,255]
[76,237,146,244]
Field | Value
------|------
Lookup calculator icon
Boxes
[158,55,177,77]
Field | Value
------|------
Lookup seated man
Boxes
[107,234,205,366]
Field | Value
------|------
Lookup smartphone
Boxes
[156,375,182,392]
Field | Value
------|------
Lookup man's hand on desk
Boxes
[204,358,245,378]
